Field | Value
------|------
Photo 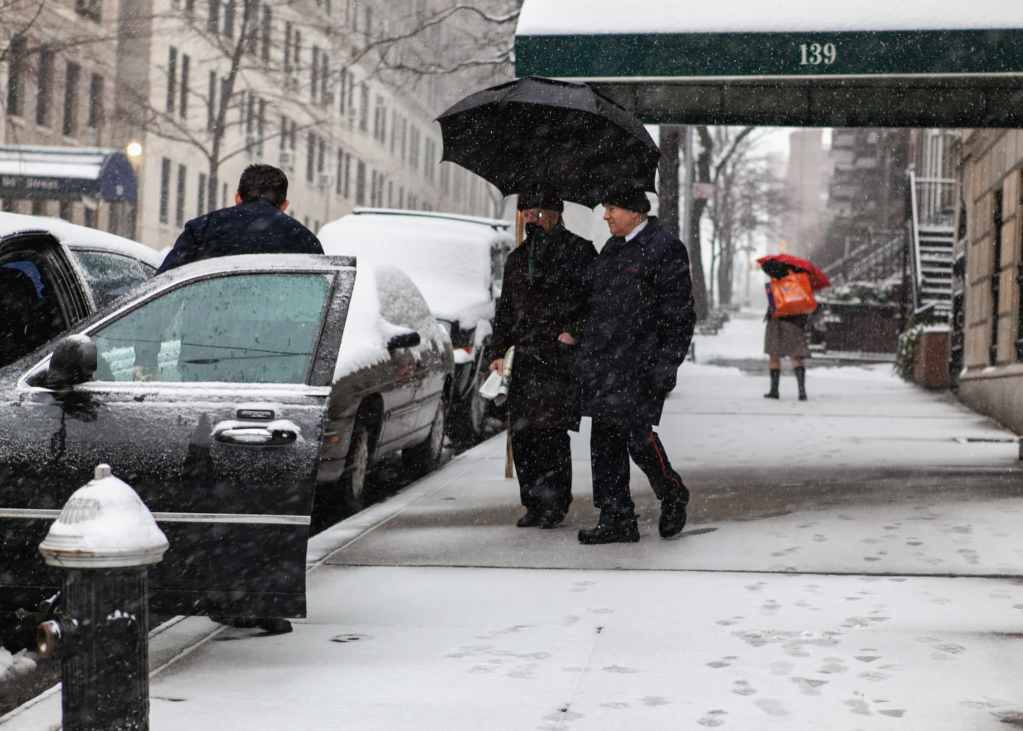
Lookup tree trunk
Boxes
[687,127,713,321]
[657,126,681,239]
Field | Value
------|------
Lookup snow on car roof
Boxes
[351,207,512,230]
[320,212,513,326]
[0,211,162,269]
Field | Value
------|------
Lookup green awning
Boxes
[515,1,1023,127]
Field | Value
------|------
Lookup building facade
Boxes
[779,129,831,261]
[2,0,502,248]
[955,129,1023,432]
[0,0,130,233]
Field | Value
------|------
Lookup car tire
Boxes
[340,421,372,514]
[403,396,446,477]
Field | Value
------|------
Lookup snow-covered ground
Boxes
[5,315,1023,730]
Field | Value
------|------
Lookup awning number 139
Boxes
[800,43,837,66]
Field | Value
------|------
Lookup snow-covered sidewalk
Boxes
[5,316,1023,730]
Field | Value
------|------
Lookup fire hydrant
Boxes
[37,464,169,731]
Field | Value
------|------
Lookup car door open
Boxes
[0,267,351,621]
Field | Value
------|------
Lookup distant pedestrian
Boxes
[576,185,696,544]
[158,163,322,273]
[763,279,811,401]
[490,188,595,529]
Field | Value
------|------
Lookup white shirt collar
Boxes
[624,218,649,242]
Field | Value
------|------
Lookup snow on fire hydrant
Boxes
[37,464,168,731]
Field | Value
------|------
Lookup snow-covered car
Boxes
[0,211,162,367]
[320,208,514,442]
[0,253,452,643]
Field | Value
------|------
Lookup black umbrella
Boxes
[437,76,661,208]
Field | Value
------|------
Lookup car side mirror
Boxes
[45,335,97,388]
[386,331,420,351]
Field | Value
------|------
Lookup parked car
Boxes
[0,253,451,642]
[320,208,514,442]
[0,211,162,367]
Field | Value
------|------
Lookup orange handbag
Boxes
[770,271,817,318]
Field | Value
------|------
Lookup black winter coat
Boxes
[159,199,323,273]
[491,222,596,431]
[577,217,696,426]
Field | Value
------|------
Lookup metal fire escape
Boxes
[908,172,957,320]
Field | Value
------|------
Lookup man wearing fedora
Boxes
[490,188,595,529]
[576,185,697,544]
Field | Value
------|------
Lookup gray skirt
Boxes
[764,317,810,358]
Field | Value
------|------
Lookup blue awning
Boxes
[0,146,137,202]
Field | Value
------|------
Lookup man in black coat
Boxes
[158,163,322,274]
[577,185,697,544]
[490,189,596,529]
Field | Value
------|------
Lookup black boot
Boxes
[659,490,688,538]
[578,510,640,544]
[795,366,807,401]
[516,508,541,527]
[764,368,780,399]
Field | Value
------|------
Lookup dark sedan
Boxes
[0,254,451,642]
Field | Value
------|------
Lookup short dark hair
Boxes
[237,164,288,207]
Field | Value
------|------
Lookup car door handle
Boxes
[212,420,301,447]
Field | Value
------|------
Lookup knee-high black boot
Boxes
[764,368,780,399]
[795,366,807,401]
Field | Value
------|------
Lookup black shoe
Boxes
[516,509,541,528]
[764,368,780,399]
[798,393,808,401]
[538,511,565,529]
[764,392,779,399]
[659,493,688,538]
[578,514,640,544]
[257,618,293,635]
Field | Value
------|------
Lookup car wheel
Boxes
[340,421,371,513]
[403,397,446,476]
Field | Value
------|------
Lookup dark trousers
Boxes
[590,418,688,516]
[511,427,572,515]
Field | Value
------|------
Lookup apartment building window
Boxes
[166,47,177,113]
[991,187,1003,366]
[184,0,196,22]
[257,98,266,155]
[359,82,369,132]
[424,138,435,182]
[176,164,187,227]
[6,36,26,117]
[294,32,302,73]
[387,180,393,207]
[245,93,254,135]
[409,125,420,172]
[87,74,103,128]
[159,158,172,224]
[400,117,407,161]
[343,154,351,198]
[320,54,329,105]
[346,71,354,120]
[62,62,80,136]
[307,132,316,183]
[440,162,450,196]
[180,54,190,119]
[390,110,397,153]
[317,137,325,174]
[207,0,219,33]
[224,0,236,37]
[36,48,54,127]
[311,46,319,103]
[197,172,207,216]
[373,96,386,144]
[341,149,349,196]
[398,186,404,209]
[261,6,272,63]
[369,170,377,206]
[75,0,102,21]
[244,0,259,55]
[355,160,366,205]
[338,68,347,114]
[284,22,293,74]
[207,71,217,130]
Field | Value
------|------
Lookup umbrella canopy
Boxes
[757,253,831,291]
[437,76,661,208]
